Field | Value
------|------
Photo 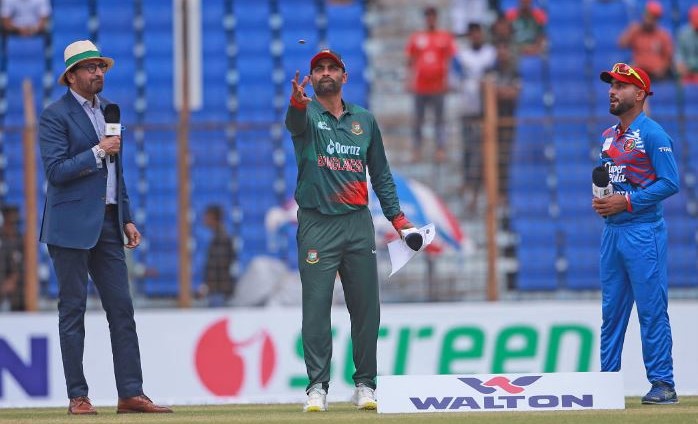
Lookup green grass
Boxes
[0,397,696,424]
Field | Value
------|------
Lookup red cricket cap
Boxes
[309,49,346,72]
[600,63,653,96]
[646,0,663,17]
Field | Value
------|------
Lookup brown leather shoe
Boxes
[68,396,97,415]
[117,394,173,414]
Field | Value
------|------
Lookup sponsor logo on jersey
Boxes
[607,163,627,183]
[625,129,645,152]
[318,121,330,131]
[351,121,363,135]
[317,155,364,173]
[326,139,360,156]
[306,249,319,264]
[659,146,672,153]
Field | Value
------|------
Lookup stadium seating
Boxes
[509,0,698,291]
[0,0,695,299]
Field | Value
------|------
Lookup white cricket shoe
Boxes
[303,385,327,412]
[351,384,377,410]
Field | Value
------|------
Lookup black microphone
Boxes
[401,228,423,251]
[592,166,613,198]
[104,104,121,163]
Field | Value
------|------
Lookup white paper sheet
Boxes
[387,223,436,278]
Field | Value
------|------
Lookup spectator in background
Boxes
[199,204,236,307]
[405,6,458,163]
[505,0,547,56]
[491,42,521,211]
[450,0,494,37]
[1,0,51,37]
[455,23,496,214]
[618,1,674,81]
[491,10,514,46]
[0,206,24,312]
[675,5,698,83]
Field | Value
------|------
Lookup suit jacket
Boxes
[38,90,133,249]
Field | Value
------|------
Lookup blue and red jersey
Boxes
[599,111,679,224]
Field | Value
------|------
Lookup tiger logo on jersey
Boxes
[351,121,363,135]
[306,249,319,264]
[623,138,636,152]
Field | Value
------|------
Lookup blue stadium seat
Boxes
[518,56,545,80]
[513,216,561,291]
[327,28,364,52]
[547,1,584,22]
[326,1,363,28]
[515,247,560,290]
[279,1,317,26]
[565,244,601,290]
[235,29,271,55]
[548,23,587,53]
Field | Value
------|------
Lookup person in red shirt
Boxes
[405,6,457,162]
[618,1,674,81]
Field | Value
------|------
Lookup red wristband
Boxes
[391,212,411,232]
[625,193,633,212]
[290,95,307,110]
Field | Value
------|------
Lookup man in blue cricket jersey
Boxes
[594,63,679,404]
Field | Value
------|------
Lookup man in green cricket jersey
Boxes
[285,49,415,412]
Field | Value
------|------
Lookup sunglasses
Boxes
[611,63,646,88]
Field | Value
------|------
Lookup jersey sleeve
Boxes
[284,103,309,137]
[366,116,401,220]
[628,128,679,212]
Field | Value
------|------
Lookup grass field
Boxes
[0,397,697,424]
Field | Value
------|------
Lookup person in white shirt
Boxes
[455,23,496,214]
[1,0,51,36]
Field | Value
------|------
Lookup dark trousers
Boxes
[413,93,446,149]
[48,207,143,399]
[297,208,379,392]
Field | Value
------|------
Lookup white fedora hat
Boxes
[58,40,114,86]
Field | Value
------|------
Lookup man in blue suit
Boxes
[38,40,172,415]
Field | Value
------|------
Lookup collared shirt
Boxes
[70,89,117,205]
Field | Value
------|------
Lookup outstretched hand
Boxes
[291,70,312,105]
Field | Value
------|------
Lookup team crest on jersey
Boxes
[306,249,319,264]
[623,138,636,152]
[351,121,363,135]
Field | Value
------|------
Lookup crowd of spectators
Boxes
[403,0,698,215]
[405,1,531,213]
[2,1,698,310]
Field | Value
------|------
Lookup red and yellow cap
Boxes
[600,62,653,95]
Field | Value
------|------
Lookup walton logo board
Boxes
[377,372,624,414]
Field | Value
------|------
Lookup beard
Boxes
[313,77,341,96]
[609,97,633,116]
